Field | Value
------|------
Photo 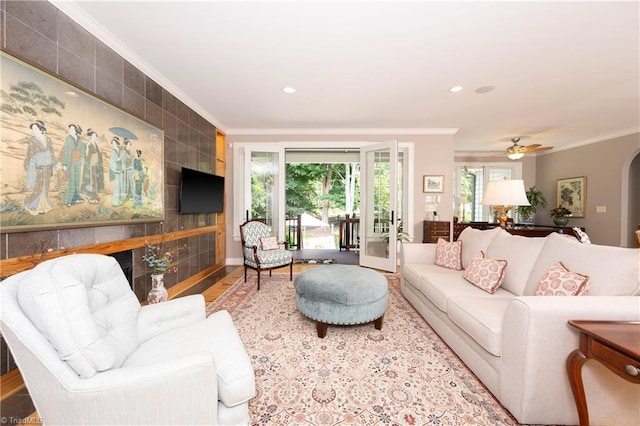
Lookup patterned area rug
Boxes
[207,273,518,425]
[293,259,337,265]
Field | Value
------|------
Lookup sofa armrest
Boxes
[500,296,640,425]
[400,243,437,265]
[137,294,206,343]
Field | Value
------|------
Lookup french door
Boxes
[359,141,398,272]
[235,144,285,239]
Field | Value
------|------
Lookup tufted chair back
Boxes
[13,254,140,378]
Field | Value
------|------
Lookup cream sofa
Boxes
[400,227,640,425]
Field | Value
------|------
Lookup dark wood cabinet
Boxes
[423,220,451,243]
[453,222,582,240]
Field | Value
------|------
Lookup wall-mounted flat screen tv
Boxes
[179,167,224,214]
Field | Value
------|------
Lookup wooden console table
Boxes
[566,320,640,426]
[453,222,581,240]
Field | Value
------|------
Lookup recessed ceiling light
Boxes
[282,86,296,94]
[475,85,495,94]
[449,86,463,93]
[65,90,79,97]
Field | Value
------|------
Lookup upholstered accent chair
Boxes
[240,219,293,290]
[0,254,255,426]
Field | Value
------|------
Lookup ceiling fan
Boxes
[505,137,553,160]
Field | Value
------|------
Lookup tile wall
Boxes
[0,0,221,374]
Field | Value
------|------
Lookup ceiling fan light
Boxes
[508,152,525,160]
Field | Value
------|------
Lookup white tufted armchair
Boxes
[0,254,255,425]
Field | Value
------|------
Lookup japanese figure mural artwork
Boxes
[0,52,164,231]
[23,120,55,215]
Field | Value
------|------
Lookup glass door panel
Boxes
[359,141,397,272]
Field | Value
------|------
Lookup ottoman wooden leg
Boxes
[374,315,384,330]
[316,321,328,338]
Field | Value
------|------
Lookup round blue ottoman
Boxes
[294,265,388,338]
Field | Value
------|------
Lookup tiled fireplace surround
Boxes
[0,0,223,380]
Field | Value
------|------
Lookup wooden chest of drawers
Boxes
[423,220,451,243]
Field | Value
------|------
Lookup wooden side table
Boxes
[566,320,640,426]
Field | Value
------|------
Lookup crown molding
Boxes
[49,1,227,133]
[226,128,459,136]
[547,127,640,154]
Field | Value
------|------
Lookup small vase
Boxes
[553,216,569,227]
[148,273,168,304]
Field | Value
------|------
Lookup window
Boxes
[453,163,523,223]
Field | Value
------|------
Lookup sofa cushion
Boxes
[447,296,514,357]
[485,231,546,296]
[124,310,255,407]
[535,262,591,296]
[458,227,503,269]
[434,238,462,270]
[412,264,513,312]
[525,233,640,296]
[463,251,508,294]
[17,254,140,378]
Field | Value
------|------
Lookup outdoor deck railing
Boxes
[339,214,360,251]
[285,214,302,250]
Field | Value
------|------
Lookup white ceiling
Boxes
[53,1,639,154]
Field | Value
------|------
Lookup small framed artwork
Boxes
[556,176,586,218]
[423,175,444,193]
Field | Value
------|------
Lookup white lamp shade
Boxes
[482,179,530,206]
[508,152,525,160]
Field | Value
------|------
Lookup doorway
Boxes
[233,141,413,271]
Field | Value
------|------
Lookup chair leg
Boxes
[244,265,247,282]
[257,271,261,291]
[269,270,272,277]
[289,261,293,281]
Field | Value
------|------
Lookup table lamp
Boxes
[482,179,530,228]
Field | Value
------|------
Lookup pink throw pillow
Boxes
[535,262,591,296]
[259,236,280,251]
[463,251,508,294]
[435,238,462,271]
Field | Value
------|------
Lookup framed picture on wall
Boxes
[0,51,165,232]
[556,176,586,218]
[423,175,444,193]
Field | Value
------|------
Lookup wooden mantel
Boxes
[0,225,221,278]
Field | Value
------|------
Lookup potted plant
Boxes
[549,206,572,227]
[381,220,411,244]
[516,186,547,225]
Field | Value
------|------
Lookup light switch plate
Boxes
[596,205,606,213]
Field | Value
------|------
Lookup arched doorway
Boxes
[623,150,640,247]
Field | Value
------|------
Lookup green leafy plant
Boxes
[516,186,547,220]
[381,220,411,243]
[549,206,572,218]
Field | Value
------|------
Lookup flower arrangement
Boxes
[142,234,185,275]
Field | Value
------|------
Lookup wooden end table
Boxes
[566,320,640,426]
